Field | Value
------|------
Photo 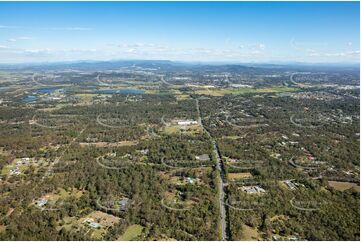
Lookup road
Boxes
[32,73,68,87]
[195,99,228,241]
[42,126,88,180]
[160,75,171,86]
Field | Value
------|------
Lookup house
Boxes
[289,141,299,145]
[139,149,149,155]
[10,168,20,176]
[36,198,48,207]
[241,186,266,194]
[195,154,210,162]
[272,235,281,241]
[186,177,195,184]
[84,218,101,229]
[284,180,297,190]
[288,236,298,241]
[119,198,129,211]
[109,152,117,157]
[88,221,101,229]
[177,120,198,126]
[306,154,315,160]
[228,158,239,163]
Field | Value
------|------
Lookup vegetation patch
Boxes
[117,224,144,241]
[240,224,261,241]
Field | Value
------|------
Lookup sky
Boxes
[0,1,359,64]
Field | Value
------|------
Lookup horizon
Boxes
[0,1,360,64]
[0,58,359,68]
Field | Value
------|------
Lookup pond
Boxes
[33,87,63,93]
[23,95,38,103]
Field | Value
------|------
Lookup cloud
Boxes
[18,36,33,40]
[308,50,360,58]
[0,25,19,29]
[7,36,33,42]
[238,43,266,52]
[290,38,359,60]
[116,43,163,49]
[258,43,266,50]
[290,39,328,49]
[42,27,93,31]
[0,40,358,63]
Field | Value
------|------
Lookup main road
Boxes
[195,99,228,241]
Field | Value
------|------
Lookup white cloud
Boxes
[0,40,358,63]
[18,36,33,40]
[42,27,92,31]
[0,25,19,29]
[308,50,360,58]
[290,38,359,61]
[7,36,33,42]
[290,39,328,48]
[238,43,266,52]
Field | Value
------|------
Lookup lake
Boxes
[23,95,38,103]
[33,87,63,93]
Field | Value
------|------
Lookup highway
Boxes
[195,99,228,241]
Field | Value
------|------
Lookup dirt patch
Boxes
[240,224,261,241]
[328,181,360,192]
[118,224,144,241]
[80,211,120,227]
[79,140,138,148]
[270,215,289,222]
[228,172,253,181]
[0,225,6,233]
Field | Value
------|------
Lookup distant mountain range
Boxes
[0,59,359,72]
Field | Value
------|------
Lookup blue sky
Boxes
[0,1,359,63]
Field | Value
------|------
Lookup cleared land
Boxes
[118,224,144,241]
[328,181,360,192]
[194,86,298,96]
[228,172,253,181]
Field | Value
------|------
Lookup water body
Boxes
[0,87,10,92]
[33,87,63,93]
[94,89,144,94]
[23,95,38,103]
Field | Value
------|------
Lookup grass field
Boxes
[194,86,299,96]
[228,172,253,181]
[79,140,138,148]
[328,181,360,192]
[75,93,96,105]
[118,224,144,241]
[221,136,242,140]
[175,94,191,100]
[162,124,202,135]
[240,224,261,241]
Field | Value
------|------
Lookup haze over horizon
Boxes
[0,1,359,64]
